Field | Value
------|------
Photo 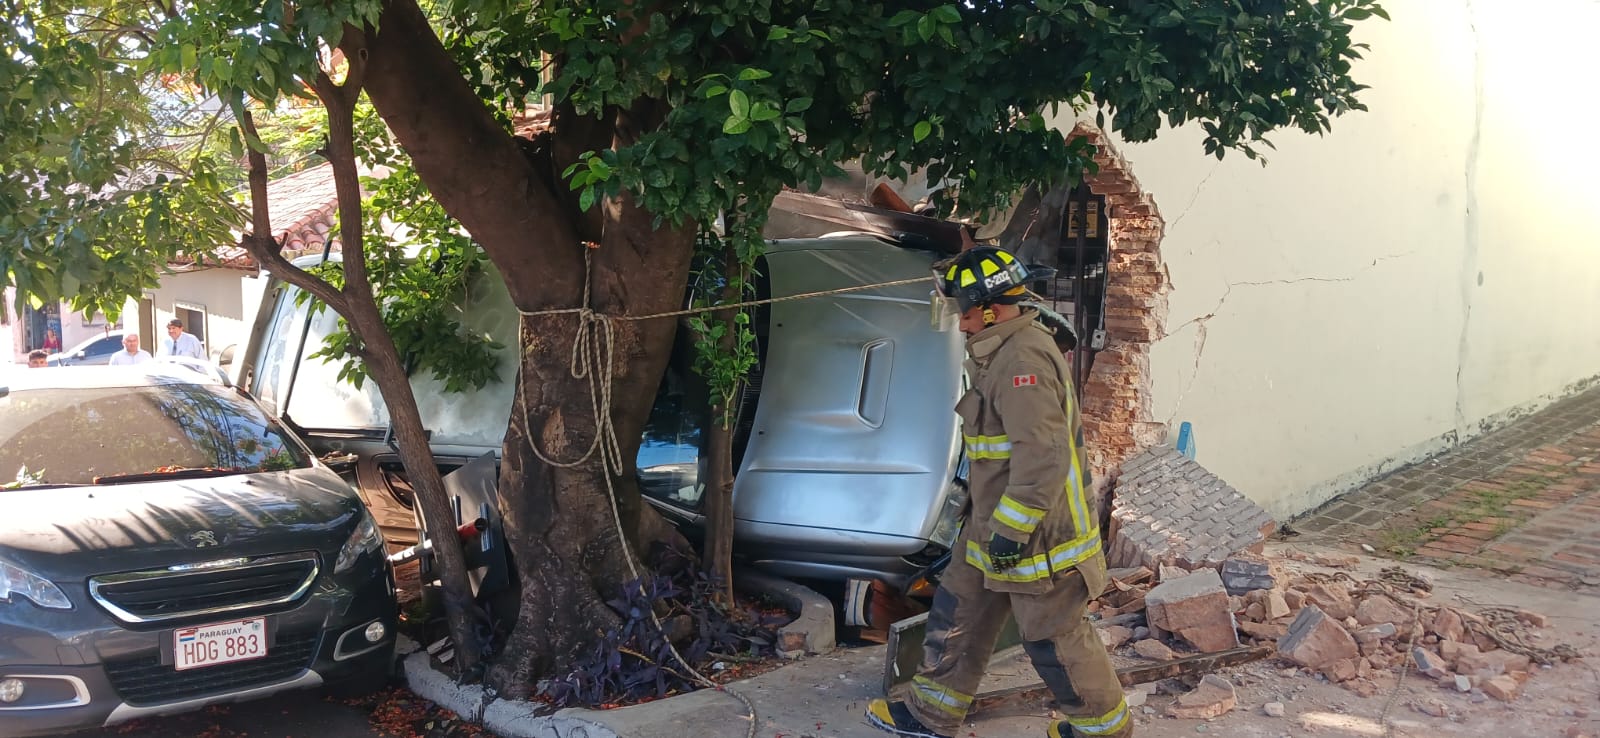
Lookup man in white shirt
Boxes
[161,319,205,360]
[108,333,153,366]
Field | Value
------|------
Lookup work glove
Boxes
[986,533,1026,571]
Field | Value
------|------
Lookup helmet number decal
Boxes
[983,273,1011,290]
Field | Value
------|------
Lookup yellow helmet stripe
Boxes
[959,268,977,287]
[980,259,1000,276]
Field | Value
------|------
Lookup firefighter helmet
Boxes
[936,246,1055,314]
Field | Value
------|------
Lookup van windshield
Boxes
[0,384,310,488]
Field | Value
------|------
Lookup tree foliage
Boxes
[2,0,1386,701]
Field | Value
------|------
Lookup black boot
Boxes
[865,698,952,738]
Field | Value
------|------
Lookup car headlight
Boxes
[928,478,970,549]
[334,508,385,574]
[0,558,72,610]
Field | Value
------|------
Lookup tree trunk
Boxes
[488,196,696,696]
[351,0,697,696]
[701,242,747,607]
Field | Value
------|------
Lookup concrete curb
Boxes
[733,567,836,657]
[403,652,619,738]
[402,572,836,736]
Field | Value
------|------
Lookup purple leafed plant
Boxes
[537,547,778,707]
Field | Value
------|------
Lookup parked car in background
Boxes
[0,365,397,737]
[45,330,128,366]
[236,233,970,597]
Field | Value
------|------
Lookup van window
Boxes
[274,266,522,448]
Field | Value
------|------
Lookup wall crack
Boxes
[1158,250,1417,424]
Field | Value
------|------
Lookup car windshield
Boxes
[0,383,311,488]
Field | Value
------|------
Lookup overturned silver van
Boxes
[235,233,969,591]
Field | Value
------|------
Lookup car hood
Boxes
[0,466,361,581]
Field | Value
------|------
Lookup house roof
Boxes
[171,163,341,272]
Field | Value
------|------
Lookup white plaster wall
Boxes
[1053,0,1600,519]
[123,269,266,362]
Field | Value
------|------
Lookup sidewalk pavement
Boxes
[1295,384,1600,590]
[412,542,1597,738]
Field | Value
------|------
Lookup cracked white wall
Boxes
[1053,0,1600,520]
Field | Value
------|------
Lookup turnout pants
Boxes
[906,555,1131,737]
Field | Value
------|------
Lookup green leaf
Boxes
[917,15,937,41]
[579,187,596,211]
[729,89,750,118]
[914,121,933,142]
[932,5,961,23]
[181,44,197,70]
[737,68,773,81]
[766,27,791,40]
[784,97,813,113]
[723,117,752,135]
[750,103,781,122]
[705,84,728,98]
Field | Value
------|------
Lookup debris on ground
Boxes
[1080,446,1586,729]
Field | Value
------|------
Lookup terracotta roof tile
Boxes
[171,163,342,271]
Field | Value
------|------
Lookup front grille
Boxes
[90,553,320,624]
[104,630,321,706]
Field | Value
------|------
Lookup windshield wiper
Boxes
[92,467,246,485]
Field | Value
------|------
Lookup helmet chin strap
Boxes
[982,306,997,326]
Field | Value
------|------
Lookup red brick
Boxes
[1566,544,1600,557]
[1436,535,1485,552]
[1551,551,1600,566]
[1509,499,1560,510]
[1447,527,1497,541]
[1416,545,1467,559]
[1485,542,1540,558]
[1520,525,1581,538]
[1517,565,1580,581]
[1461,521,1503,533]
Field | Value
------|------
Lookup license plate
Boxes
[173,617,268,671]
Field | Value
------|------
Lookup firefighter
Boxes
[866,246,1130,738]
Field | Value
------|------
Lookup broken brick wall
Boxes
[1067,122,1172,482]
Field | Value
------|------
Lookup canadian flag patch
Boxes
[1013,374,1038,388]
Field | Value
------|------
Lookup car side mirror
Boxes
[218,344,237,367]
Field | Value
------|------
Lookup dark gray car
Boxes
[0,365,397,737]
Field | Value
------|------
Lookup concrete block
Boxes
[1430,608,1466,643]
[1144,569,1241,653]
[1483,674,1522,702]
[1354,595,1413,629]
[1166,674,1238,720]
[1277,606,1359,669]
[1220,554,1281,596]
[1412,647,1450,679]
[1131,639,1175,660]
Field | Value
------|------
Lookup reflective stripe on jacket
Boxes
[955,310,1100,594]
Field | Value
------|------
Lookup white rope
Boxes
[519,247,759,738]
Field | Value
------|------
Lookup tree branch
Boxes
[311,68,371,311]
[345,0,582,310]
[236,106,347,315]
